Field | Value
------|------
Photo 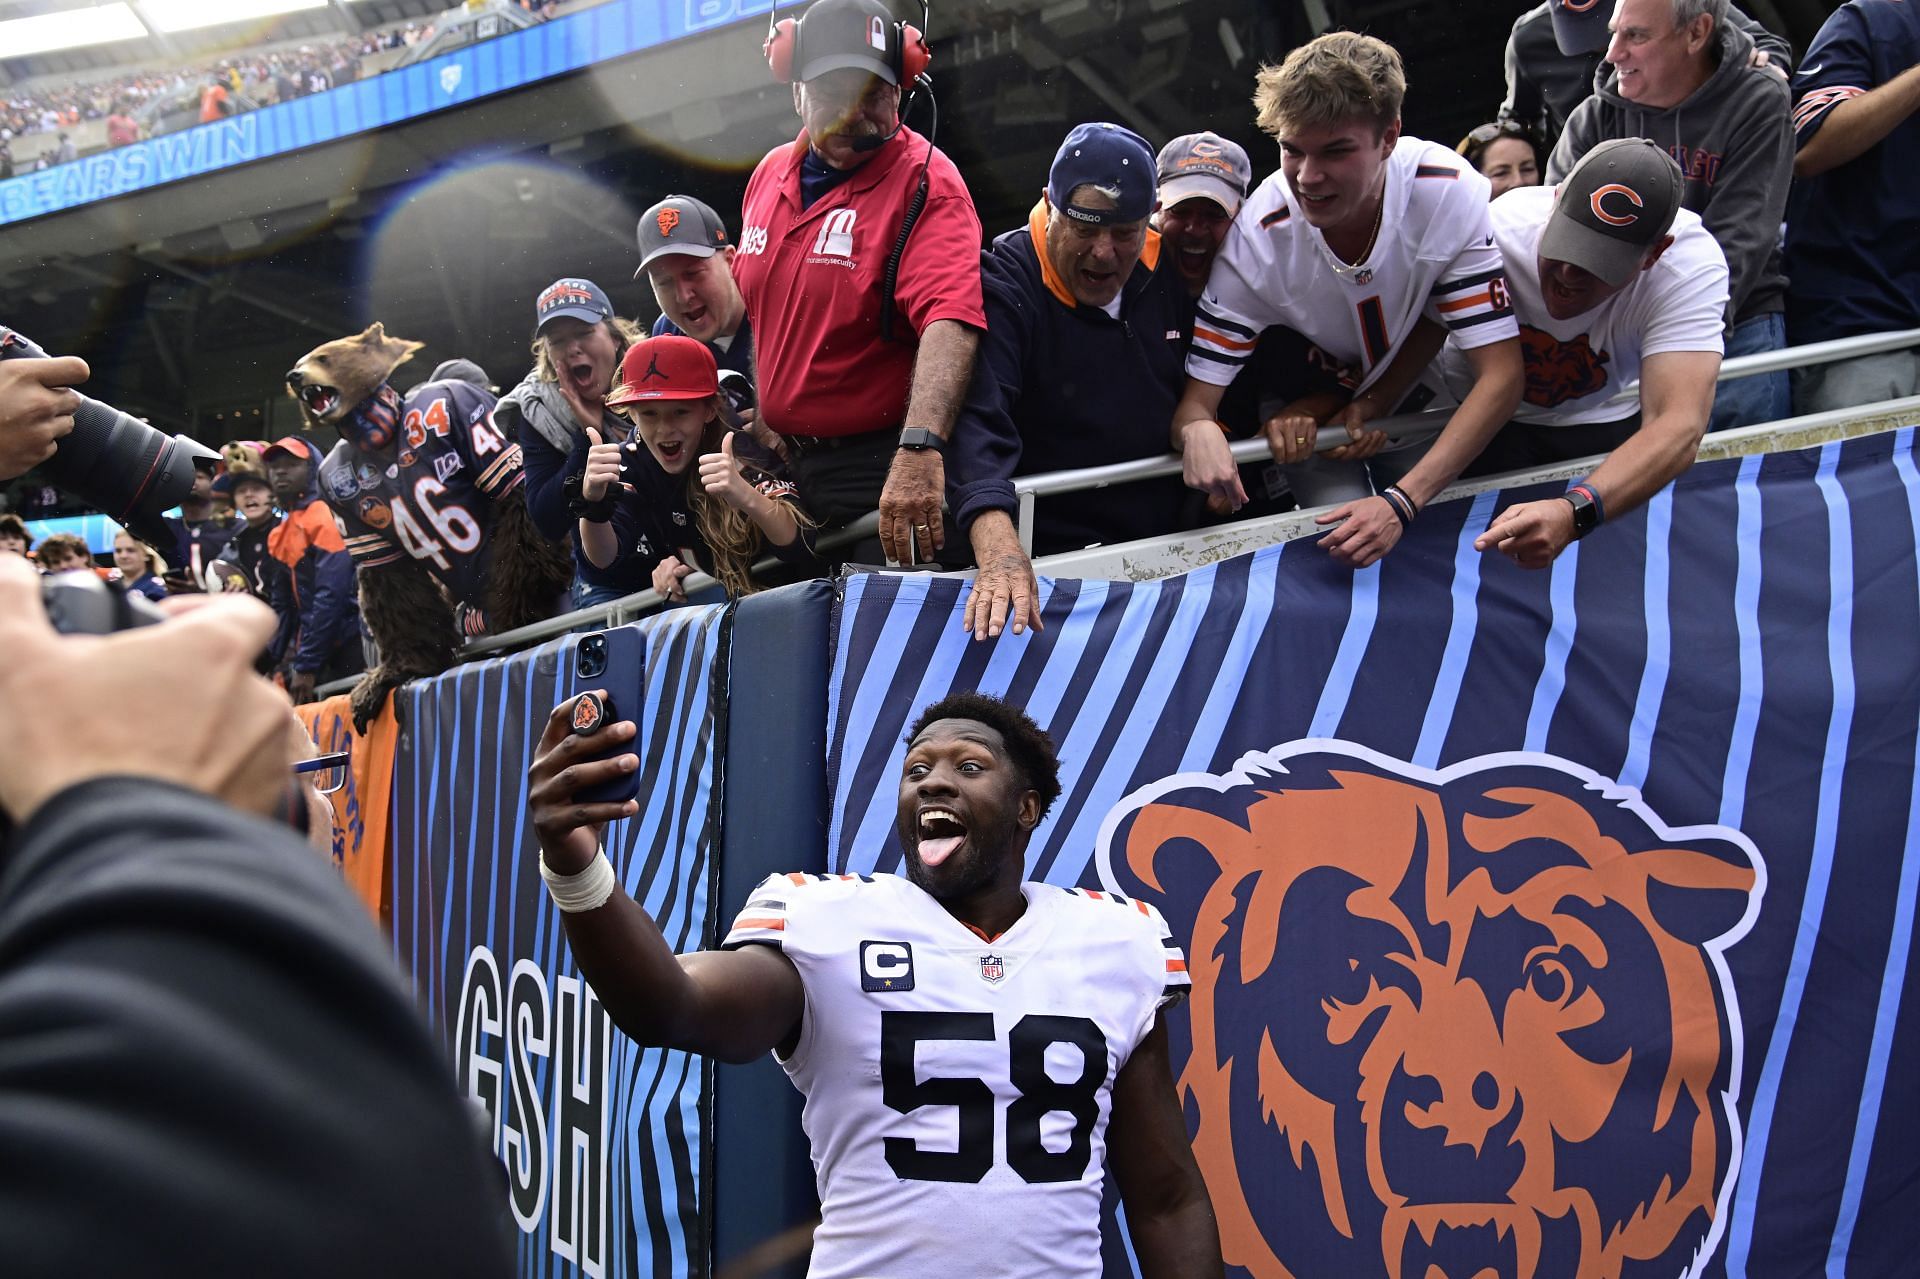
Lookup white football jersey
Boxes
[1433,185,1730,425]
[723,873,1189,1279]
[1188,137,1519,396]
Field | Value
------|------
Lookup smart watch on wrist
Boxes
[897,427,947,455]
[1559,484,1604,540]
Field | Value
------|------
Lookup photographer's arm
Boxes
[0,353,88,481]
[528,699,804,1062]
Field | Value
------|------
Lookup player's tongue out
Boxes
[916,807,967,867]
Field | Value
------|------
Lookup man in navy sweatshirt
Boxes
[947,123,1193,642]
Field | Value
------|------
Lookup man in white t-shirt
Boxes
[1173,31,1523,569]
[526,690,1221,1279]
[1471,138,1729,568]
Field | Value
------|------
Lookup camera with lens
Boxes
[1,326,220,550]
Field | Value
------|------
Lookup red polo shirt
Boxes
[733,126,986,439]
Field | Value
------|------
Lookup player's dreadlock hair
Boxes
[680,394,813,599]
[906,692,1064,821]
[1253,30,1405,141]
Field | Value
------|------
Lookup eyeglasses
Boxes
[294,751,351,795]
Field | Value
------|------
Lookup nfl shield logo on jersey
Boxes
[979,954,1005,985]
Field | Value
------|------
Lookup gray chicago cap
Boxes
[635,195,731,278]
[1155,131,1252,214]
[1539,138,1684,287]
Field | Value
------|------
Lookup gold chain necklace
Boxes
[1322,188,1385,284]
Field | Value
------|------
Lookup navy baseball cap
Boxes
[534,277,613,333]
[1048,122,1156,225]
[1549,0,1611,55]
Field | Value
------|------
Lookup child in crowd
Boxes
[34,532,95,574]
[0,513,29,558]
[112,530,168,599]
[577,336,811,603]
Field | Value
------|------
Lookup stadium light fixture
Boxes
[0,4,149,58]
[140,0,329,34]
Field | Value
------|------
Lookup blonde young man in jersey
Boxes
[1175,32,1525,569]
[527,690,1222,1279]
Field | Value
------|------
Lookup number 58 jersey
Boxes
[723,873,1189,1279]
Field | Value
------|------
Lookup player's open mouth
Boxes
[916,807,967,867]
[298,384,339,417]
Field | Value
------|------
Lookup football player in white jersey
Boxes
[527,690,1222,1279]
[1173,31,1524,569]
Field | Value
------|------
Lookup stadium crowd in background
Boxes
[5,0,1918,672]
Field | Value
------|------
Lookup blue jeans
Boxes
[1709,312,1791,433]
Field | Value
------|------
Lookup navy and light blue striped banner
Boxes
[0,0,778,226]
[392,607,726,1279]
[824,429,1920,1277]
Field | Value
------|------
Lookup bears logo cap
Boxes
[1540,138,1684,288]
[794,0,902,85]
[635,195,731,278]
[1155,131,1252,215]
[1549,0,1611,56]
[1048,122,1156,225]
[605,336,719,407]
[534,277,614,333]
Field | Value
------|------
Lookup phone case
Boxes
[572,626,647,805]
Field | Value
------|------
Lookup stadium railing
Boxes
[314,326,1920,696]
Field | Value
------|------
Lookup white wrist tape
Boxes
[539,848,618,914]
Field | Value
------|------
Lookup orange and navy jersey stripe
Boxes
[721,871,873,949]
[1066,886,1191,999]
[1430,265,1514,334]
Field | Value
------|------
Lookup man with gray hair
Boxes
[1549,0,1794,433]
[947,123,1195,640]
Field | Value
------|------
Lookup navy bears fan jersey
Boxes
[723,873,1188,1279]
[319,379,523,610]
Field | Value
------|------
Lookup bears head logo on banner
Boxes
[1096,743,1763,1279]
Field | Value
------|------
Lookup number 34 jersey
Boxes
[317,378,524,610]
[723,872,1189,1279]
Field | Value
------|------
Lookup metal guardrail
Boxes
[316,329,1920,697]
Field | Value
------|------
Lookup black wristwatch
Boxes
[897,427,948,455]
[1559,484,1604,540]
[563,470,617,522]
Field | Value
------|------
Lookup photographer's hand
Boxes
[0,554,290,825]
[0,353,88,480]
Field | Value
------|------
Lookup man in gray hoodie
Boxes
[1548,0,1793,433]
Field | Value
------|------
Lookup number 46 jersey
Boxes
[723,872,1189,1279]
[317,378,524,611]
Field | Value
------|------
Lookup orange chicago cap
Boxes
[604,335,719,406]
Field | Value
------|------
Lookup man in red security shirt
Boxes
[734,0,985,567]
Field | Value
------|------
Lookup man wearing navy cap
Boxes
[947,122,1195,640]
[636,194,753,380]
[733,0,986,567]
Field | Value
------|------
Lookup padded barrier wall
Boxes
[823,431,1920,1278]
[390,605,734,1279]
[371,430,1920,1277]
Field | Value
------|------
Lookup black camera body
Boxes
[0,327,219,549]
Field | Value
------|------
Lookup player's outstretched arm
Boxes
[1108,1014,1223,1278]
[528,697,804,1063]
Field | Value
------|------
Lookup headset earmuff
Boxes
[765,17,800,82]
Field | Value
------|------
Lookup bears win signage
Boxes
[824,429,1920,1277]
